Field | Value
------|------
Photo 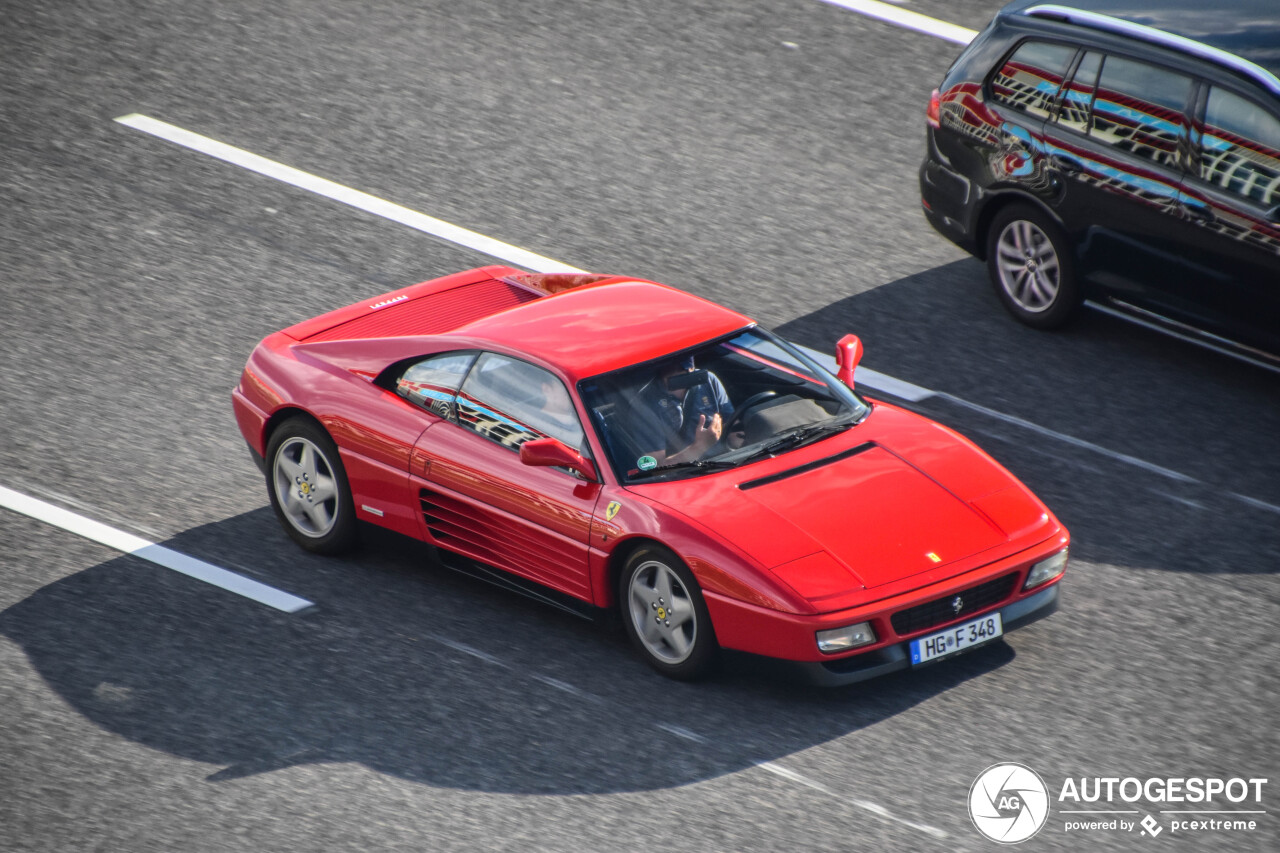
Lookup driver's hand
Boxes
[693,412,722,452]
[727,429,745,449]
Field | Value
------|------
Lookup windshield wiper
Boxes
[742,419,858,461]
[629,458,740,480]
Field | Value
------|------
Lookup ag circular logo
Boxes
[969,763,1050,844]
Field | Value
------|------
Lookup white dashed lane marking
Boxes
[0,485,313,613]
[757,760,950,838]
[114,113,586,276]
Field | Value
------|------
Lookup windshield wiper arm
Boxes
[747,419,858,460]
[630,458,740,479]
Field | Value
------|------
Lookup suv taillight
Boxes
[927,88,941,129]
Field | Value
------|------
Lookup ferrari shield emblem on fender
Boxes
[605,501,621,521]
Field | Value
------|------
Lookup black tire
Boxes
[618,543,717,680]
[265,417,358,554]
[986,204,1082,329]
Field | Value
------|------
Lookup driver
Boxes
[632,357,735,464]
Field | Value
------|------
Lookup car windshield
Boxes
[578,327,870,483]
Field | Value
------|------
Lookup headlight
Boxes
[816,621,877,654]
[1023,548,1068,590]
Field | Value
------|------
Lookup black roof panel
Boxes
[1001,0,1280,80]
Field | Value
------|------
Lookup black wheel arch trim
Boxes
[972,190,1071,261]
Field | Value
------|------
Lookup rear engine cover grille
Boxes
[307,280,538,341]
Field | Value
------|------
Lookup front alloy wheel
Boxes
[620,545,716,680]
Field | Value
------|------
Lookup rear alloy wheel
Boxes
[620,544,717,680]
[986,204,1081,329]
[266,418,357,554]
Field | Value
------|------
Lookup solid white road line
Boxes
[854,365,937,402]
[114,113,587,276]
[815,0,978,45]
[794,343,1213,487]
[0,485,313,613]
[797,343,936,402]
[936,392,1199,484]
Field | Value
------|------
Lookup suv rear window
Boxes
[990,41,1076,119]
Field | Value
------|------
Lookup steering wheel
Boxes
[726,391,780,434]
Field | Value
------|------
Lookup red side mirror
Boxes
[519,437,597,481]
[835,334,863,388]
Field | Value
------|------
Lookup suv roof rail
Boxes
[1021,4,1280,95]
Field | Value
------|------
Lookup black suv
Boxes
[920,0,1280,368]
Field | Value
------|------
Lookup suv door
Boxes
[984,40,1077,196]
[1042,51,1200,311]
[1176,84,1280,352]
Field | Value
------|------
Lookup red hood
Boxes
[629,404,1055,607]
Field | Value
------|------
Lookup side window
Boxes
[395,351,476,420]
[1200,87,1280,207]
[990,41,1076,119]
[1090,56,1191,167]
[1055,50,1103,134]
[457,353,587,456]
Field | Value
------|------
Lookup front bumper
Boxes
[789,581,1060,687]
[244,439,267,474]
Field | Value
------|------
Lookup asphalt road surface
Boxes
[2,1,1276,851]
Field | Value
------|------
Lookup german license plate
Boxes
[910,612,1003,664]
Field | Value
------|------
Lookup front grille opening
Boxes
[890,572,1018,636]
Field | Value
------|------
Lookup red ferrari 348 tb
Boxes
[233,266,1068,684]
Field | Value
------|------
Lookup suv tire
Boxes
[986,204,1082,329]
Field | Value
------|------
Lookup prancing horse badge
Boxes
[605,501,622,521]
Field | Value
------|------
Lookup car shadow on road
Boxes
[0,513,1015,795]
[777,258,1280,577]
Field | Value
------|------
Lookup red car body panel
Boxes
[456,279,752,383]
[233,266,1069,679]
[413,419,603,601]
[702,531,1067,662]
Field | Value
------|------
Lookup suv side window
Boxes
[1090,56,1192,167]
[1055,50,1103,134]
[395,351,477,420]
[456,352,587,456]
[1200,87,1280,208]
[990,41,1076,119]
